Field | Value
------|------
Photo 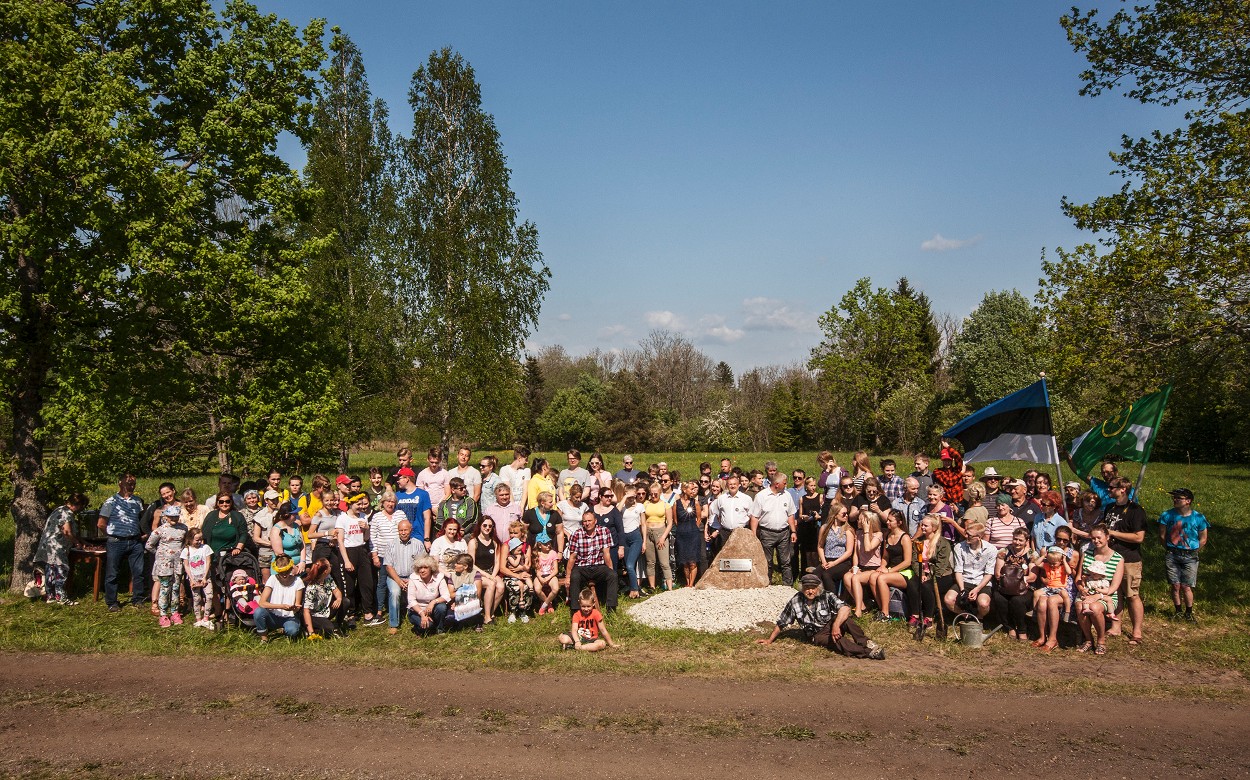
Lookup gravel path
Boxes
[625,585,797,632]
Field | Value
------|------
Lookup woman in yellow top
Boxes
[526,457,555,510]
[642,482,673,592]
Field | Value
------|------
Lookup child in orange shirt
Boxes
[1039,546,1073,622]
[558,588,617,652]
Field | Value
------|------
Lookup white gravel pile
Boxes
[626,585,797,633]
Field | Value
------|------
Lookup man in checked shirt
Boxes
[564,510,618,611]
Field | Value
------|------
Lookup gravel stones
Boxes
[626,585,797,633]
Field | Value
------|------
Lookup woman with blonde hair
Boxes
[844,508,883,617]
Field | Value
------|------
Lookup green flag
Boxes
[1068,386,1172,478]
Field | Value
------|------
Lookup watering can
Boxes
[951,614,1000,648]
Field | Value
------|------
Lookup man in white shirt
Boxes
[556,448,592,502]
[750,476,798,586]
[710,475,753,559]
[498,446,531,505]
[944,519,996,619]
[449,446,483,502]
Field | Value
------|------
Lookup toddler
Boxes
[1081,559,1111,614]
[558,588,616,652]
[146,505,189,626]
[1039,546,1073,621]
[229,569,259,618]
[180,530,215,629]
[532,533,560,615]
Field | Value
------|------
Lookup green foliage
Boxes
[396,48,550,450]
[950,290,1051,408]
[1048,0,1250,461]
[538,374,606,449]
[0,0,326,588]
[301,29,408,465]
[809,278,940,449]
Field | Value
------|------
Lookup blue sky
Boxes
[261,1,1180,372]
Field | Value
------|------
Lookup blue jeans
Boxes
[104,536,146,607]
[622,528,643,593]
[254,606,300,637]
[375,561,389,621]
[386,576,409,628]
[407,602,448,635]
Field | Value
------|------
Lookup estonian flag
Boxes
[943,380,1060,465]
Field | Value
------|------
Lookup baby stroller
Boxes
[215,549,262,630]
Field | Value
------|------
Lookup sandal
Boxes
[1077,641,1093,653]
[1128,636,1143,647]
[1041,641,1058,653]
[1094,644,1106,655]
[1031,638,1046,648]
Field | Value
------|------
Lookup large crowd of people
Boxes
[29,443,1209,657]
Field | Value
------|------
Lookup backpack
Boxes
[998,554,1029,597]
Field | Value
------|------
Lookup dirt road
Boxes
[0,652,1245,779]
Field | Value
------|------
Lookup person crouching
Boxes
[757,573,885,659]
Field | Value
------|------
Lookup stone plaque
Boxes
[695,528,770,590]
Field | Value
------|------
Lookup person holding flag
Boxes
[1065,386,1172,501]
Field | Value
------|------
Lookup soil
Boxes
[1,652,1247,779]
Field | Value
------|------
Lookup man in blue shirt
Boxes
[1157,487,1208,622]
[892,477,927,536]
[393,467,433,551]
[97,472,147,612]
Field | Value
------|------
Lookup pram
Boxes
[215,549,262,630]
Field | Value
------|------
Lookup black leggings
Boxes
[916,573,954,619]
[340,545,375,617]
[992,588,1032,635]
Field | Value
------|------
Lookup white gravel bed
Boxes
[625,585,797,633]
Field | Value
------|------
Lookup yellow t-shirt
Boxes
[299,493,323,520]
[644,500,668,527]
[526,474,555,510]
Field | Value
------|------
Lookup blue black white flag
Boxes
[943,380,1060,465]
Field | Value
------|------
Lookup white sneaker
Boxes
[507,613,517,624]
[520,614,530,624]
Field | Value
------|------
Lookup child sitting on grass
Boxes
[558,588,617,652]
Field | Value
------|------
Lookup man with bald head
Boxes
[382,520,424,635]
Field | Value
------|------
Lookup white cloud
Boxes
[597,324,629,339]
[697,314,745,343]
[920,233,983,252]
[557,313,572,321]
[741,297,817,332]
[644,310,684,330]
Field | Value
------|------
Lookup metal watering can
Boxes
[951,614,1000,648]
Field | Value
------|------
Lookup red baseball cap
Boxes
[396,467,416,478]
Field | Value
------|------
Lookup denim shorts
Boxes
[1164,549,1200,587]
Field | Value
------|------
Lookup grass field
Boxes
[0,450,1247,693]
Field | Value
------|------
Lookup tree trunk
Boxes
[338,442,350,474]
[8,248,51,593]
[209,411,231,474]
[439,397,451,462]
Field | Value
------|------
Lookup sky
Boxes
[259,1,1182,373]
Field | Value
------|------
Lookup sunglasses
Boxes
[840,483,853,488]
[1056,538,1071,544]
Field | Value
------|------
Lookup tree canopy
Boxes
[0,0,326,589]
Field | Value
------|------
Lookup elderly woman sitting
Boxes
[757,573,885,660]
[407,554,450,636]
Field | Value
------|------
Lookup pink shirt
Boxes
[417,468,450,506]
[484,502,523,545]
[407,574,450,609]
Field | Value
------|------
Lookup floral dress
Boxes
[146,520,190,577]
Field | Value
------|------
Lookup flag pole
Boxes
[1040,373,1067,493]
